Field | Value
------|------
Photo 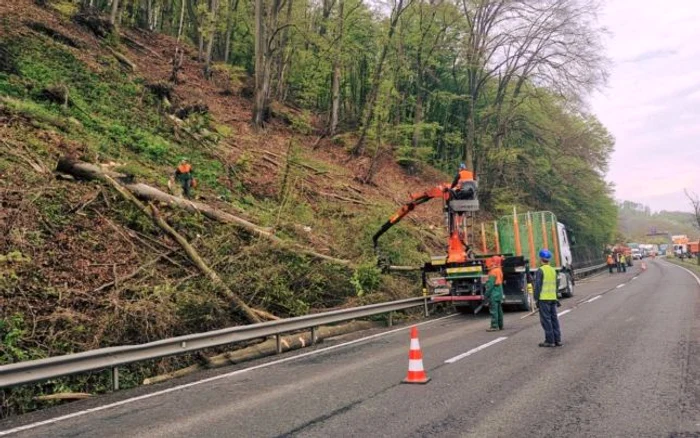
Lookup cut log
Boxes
[34,393,92,401]
[56,158,352,266]
[142,320,377,385]
[107,47,137,72]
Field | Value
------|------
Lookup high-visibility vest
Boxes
[491,267,503,286]
[177,163,192,174]
[539,264,557,301]
[458,169,474,183]
[606,254,613,265]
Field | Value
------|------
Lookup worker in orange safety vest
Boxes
[485,256,504,332]
[174,158,195,199]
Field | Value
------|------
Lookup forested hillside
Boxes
[1,0,616,414]
[618,201,699,243]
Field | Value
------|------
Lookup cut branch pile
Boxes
[56,158,352,265]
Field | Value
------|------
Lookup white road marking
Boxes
[666,262,700,287]
[0,314,458,436]
[444,337,508,364]
[584,295,602,304]
[616,284,625,289]
[632,276,638,281]
[557,309,572,317]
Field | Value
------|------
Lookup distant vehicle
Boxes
[689,241,699,258]
[673,235,689,257]
[631,248,642,260]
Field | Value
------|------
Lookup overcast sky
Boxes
[590,0,700,213]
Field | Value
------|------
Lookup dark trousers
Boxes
[177,174,192,198]
[608,264,614,273]
[489,299,503,329]
[539,301,561,344]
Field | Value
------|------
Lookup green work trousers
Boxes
[490,299,503,329]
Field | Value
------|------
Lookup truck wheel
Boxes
[561,273,574,298]
[520,294,532,312]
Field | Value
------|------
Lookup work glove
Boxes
[556,300,561,308]
[535,300,540,310]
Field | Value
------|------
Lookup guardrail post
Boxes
[423,297,429,317]
[276,334,282,354]
[311,327,318,345]
[111,367,119,391]
[387,312,393,327]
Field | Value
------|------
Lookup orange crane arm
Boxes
[372,184,450,249]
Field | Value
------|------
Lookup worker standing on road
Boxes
[615,253,622,273]
[535,249,562,347]
[607,253,614,274]
[174,158,195,199]
[620,254,627,273]
[484,256,504,332]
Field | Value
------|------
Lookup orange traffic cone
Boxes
[402,326,430,384]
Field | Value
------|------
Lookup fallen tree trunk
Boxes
[34,393,92,402]
[142,320,377,385]
[56,158,351,266]
[101,173,263,324]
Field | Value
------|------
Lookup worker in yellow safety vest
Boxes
[534,249,562,347]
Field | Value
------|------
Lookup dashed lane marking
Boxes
[584,295,602,304]
[616,283,625,289]
[557,309,572,317]
[444,337,508,364]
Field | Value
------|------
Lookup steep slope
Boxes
[0,0,460,415]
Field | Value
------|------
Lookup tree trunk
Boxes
[146,0,153,30]
[252,0,266,127]
[176,0,186,42]
[329,0,343,136]
[204,0,219,78]
[351,0,406,156]
[274,0,294,100]
[412,69,423,148]
[223,0,234,63]
[109,0,120,26]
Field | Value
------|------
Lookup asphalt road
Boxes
[2,259,699,437]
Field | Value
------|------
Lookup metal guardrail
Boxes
[574,262,607,278]
[0,295,438,389]
[0,264,609,390]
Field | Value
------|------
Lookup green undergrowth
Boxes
[0,18,435,417]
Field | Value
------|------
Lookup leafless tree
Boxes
[458,0,608,173]
[685,189,700,264]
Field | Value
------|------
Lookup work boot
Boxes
[486,327,499,332]
[538,342,554,347]
[555,342,563,347]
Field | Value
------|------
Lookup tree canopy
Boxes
[71,0,617,248]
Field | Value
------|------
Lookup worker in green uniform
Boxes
[534,249,562,347]
[484,256,504,332]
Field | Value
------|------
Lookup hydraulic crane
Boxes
[373,179,492,313]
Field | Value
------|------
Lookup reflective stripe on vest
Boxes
[539,264,557,301]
